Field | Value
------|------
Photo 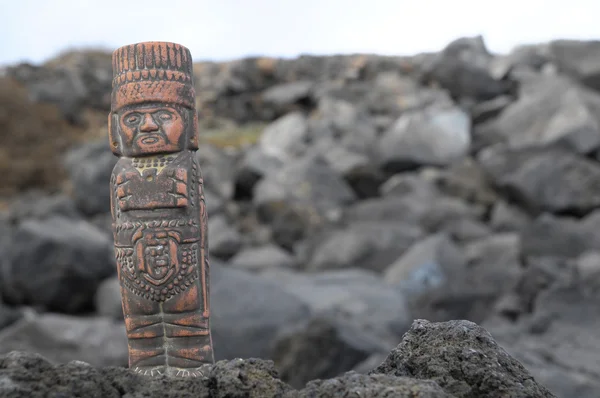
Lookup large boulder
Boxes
[64,139,116,216]
[371,319,555,397]
[479,145,600,215]
[485,256,600,398]
[0,312,127,367]
[548,40,600,91]
[473,76,600,153]
[377,105,471,172]
[253,153,356,248]
[1,216,115,313]
[261,268,412,340]
[210,264,311,361]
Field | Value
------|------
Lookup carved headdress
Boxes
[111,42,196,111]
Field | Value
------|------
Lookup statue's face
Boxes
[118,104,185,156]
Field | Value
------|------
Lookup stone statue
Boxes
[108,41,214,377]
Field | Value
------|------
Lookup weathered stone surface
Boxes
[474,76,600,153]
[259,111,309,161]
[196,143,238,200]
[0,318,555,397]
[384,233,466,300]
[306,222,424,273]
[64,139,116,216]
[253,153,356,247]
[378,105,471,172]
[7,192,80,222]
[208,214,244,260]
[272,316,389,388]
[0,312,127,367]
[0,351,292,398]
[94,277,122,320]
[298,373,450,397]
[485,261,600,398]
[261,80,314,116]
[520,213,600,259]
[549,40,600,91]
[229,243,297,272]
[210,264,311,360]
[479,145,600,215]
[371,319,555,397]
[421,36,512,101]
[1,216,114,313]
[262,268,412,340]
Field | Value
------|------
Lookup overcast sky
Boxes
[1,0,599,66]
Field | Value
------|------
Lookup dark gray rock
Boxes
[549,40,600,91]
[371,319,555,397]
[261,80,314,117]
[262,268,411,340]
[234,145,284,199]
[421,36,512,101]
[306,222,424,273]
[490,200,532,232]
[7,63,88,123]
[439,217,492,243]
[315,97,379,156]
[204,188,225,216]
[299,372,450,397]
[208,214,243,260]
[485,264,600,398]
[196,144,237,201]
[229,243,297,272]
[210,264,311,360]
[320,146,385,199]
[64,139,116,216]
[379,171,440,198]
[253,153,356,248]
[462,233,523,319]
[351,352,388,374]
[1,216,114,313]
[384,233,466,301]
[0,351,292,398]
[0,312,127,367]
[470,95,514,124]
[344,194,482,233]
[377,105,471,172]
[520,213,600,259]
[272,316,390,388]
[94,277,122,320]
[364,71,453,118]
[432,157,498,207]
[259,111,309,161]
[489,44,551,80]
[0,318,555,398]
[474,76,600,154]
[479,145,600,215]
[7,192,81,222]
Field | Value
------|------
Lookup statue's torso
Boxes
[110,150,207,303]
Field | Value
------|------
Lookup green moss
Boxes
[199,123,266,149]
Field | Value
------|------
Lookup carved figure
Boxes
[108,42,214,377]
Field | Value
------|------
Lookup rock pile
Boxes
[2,36,600,397]
[0,320,555,397]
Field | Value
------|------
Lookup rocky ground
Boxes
[1,36,600,397]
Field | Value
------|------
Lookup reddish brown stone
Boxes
[108,42,214,377]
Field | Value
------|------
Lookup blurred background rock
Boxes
[1,1,600,397]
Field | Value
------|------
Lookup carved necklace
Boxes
[131,154,177,174]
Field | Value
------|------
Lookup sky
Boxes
[1,0,599,66]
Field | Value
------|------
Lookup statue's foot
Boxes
[167,365,210,378]
[131,365,166,377]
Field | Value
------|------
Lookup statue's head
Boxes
[109,42,199,157]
